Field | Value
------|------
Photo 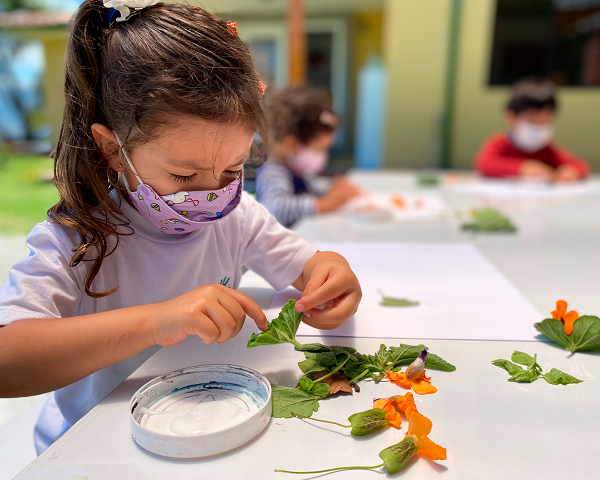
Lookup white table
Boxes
[16,171,600,479]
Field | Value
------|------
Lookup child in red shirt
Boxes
[475,77,589,182]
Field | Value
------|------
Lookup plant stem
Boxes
[275,463,385,475]
[291,412,350,428]
[348,368,370,384]
[312,352,351,384]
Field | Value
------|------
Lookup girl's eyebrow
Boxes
[166,156,249,170]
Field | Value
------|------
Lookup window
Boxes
[490,0,600,86]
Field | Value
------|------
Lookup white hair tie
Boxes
[104,0,161,23]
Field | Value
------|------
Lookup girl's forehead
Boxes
[138,118,254,165]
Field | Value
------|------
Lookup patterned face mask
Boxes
[115,133,242,234]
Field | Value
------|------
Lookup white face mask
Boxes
[288,147,329,176]
[511,121,553,153]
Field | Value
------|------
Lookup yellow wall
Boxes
[353,11,383,72]
[452,0,600,170]
[42,34,68,150]
[382,0,450,168]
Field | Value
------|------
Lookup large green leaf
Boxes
[534,318,571,349]
[270,384,320,419]
[247,299,304,349]
[535,316,600,352]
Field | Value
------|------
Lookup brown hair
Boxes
[48,0,265,297]
[265,86,338,145]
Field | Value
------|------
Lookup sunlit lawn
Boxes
[0,154,59,234]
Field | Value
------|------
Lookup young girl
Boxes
[255,86,360,227]
[0,0,361,454]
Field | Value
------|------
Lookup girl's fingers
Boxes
[187,314,221,344]
[217,293,247,338]
[225,288,268,331]
[301,293,359,330]
[296,270,340,313]
[200,302,238,343]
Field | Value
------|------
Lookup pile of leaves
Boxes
[492,350,581,385]
[247,300,455,418]
[535,300,600,352]
[461,207,516,232]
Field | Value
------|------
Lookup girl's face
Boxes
[93,117,255,196]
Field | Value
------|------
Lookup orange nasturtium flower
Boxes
[391,194,406,209]
[405,411,447,461]
[372,392,419,429]
[551,300,579,335]
[387,370,438,395]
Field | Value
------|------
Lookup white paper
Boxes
[343,192,451,221]
[447,178,600,200]
[268,243,543,341]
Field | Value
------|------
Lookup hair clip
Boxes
[226,21,238,37]
[319,110,338,127]
[104,0,160,23]
[258,81,267,98]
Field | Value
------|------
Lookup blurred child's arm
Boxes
[475,135,529,177]
[292,251,361,330]
[0,285,267,397]
[550,145,589,181]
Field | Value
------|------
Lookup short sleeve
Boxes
[0,223,82,325]
[239,194,318,291]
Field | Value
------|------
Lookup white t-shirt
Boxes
[0,191,317,449]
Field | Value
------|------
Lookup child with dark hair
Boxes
[475,77,589,181]
[256,86,360,227]
[0,0,361,453]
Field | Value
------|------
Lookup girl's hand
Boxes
[293,252,362,330]
[152,285,268,346]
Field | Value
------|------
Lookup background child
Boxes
[0,0,361,454]
[475,77,589,182]
[256,86,360,227]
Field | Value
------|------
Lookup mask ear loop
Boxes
[113,131,144,187]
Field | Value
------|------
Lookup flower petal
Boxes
[417,438,447,460]
[551,300,567,320]
[406,411,433,439]
[562,310,579,336]
[384,409,402,429]
[411,380,438,395]
[387,371,411,389]
[373,398,392,410]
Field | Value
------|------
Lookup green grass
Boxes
[0,154,59,234]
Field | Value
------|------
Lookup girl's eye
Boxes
[224,169,243,178]
[170,173,197,183]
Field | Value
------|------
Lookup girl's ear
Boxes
[91,124,125,172]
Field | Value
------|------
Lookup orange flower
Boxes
[387,370,438,395]
[551,300,579,335]
[373,398,402,429]
[405,411,447,461]
[372,392,419,429]
[391,194,406,209]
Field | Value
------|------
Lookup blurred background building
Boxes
[2,0,600,170]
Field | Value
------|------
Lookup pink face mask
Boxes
[289,147,329,176]
[115,133,242,235]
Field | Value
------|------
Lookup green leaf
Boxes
[535,316,600,352]
[461,208,517,232]
[511,351,535,367]
[348,408,390,436]
[297,376,331,398]
[492,359,524,376]
[508,369,539,383]
[297,357,329,375]
[271,384,320,419]
[247,300,303,349]
[534,318,571,349]
[542,368,583,385]
[379,437,418,474]
[569,316,600,352]
[380,297,420,307]
[388,344,457,372]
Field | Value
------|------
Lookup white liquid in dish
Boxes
[140,393,255,436]
[169,401,247,435]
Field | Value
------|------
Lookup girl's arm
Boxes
[0,285,267,398]
[292,251,362,330]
